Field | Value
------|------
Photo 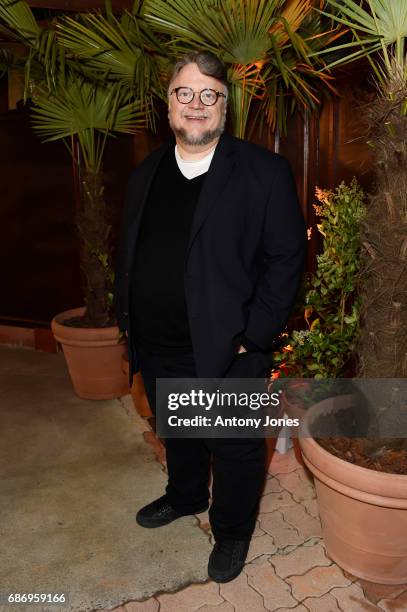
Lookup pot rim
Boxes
[51,307,125,346]
[299,395,407,502]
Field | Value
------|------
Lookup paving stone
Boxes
[275,606,308,612]
[296,467,313,485]
[276,472,316,504]
[281,504,321,541]
[268,449,301,475]
[124,400,151,434]
[303,538,323,548]
[341,569,358,583]
[250,554,274,566]
[300,498,319,520]
[196,603,234,612]
[259,510,304,549]
[245,560,298,610]
[358,579,407,605]
[252,519,266,538]
[302,593,342,612]
[259,490,296,513]
[286,565,351,600]
[124,600,159,612]
[220,571,268,611]
[270,543,331,579]
[157,582,223,612]
[377,590,407,612]
[263,477,283,494]
[331,583,379,611]
[143,431,166,464]
[247,533,277,562]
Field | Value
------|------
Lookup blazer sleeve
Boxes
[243,156,307,351]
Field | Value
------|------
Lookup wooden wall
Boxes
[0,67,373,326]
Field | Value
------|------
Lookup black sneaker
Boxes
[136,494,208,528]
[208,539,250,583]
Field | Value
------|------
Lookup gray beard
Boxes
[171,125,224,146]
[169,110,226,146]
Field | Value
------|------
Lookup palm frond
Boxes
[0,46,16,77]
[144,0,337,137]
[56,9,165,108]
[144,0,280,64]
[0,0,39,45]
[319,0,407,77]
[31,75,148,171]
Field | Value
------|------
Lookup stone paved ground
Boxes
[104,410,407,612]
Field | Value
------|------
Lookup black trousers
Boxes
[137,345,268,541]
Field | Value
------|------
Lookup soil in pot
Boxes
[308,380,407,474]
[317,437,407,474]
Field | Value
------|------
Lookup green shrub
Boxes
[273,178,365,379]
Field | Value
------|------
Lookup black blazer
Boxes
[114,132,307,381]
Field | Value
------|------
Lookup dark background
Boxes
[0,49,373,326]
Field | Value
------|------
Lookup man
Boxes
[114,51,306,583]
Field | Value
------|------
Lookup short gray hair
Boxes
[168,51,228,93]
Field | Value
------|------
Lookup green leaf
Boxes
[143,0,338,137]
[31,74,148,172]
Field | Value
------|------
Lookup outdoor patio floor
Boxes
[2,343,407,612]
[106,402,407,612]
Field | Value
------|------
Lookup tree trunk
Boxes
[76,168,115,328]
[357,74,407,377]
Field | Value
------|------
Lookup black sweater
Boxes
[130,147,206,352]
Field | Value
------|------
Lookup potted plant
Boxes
[272,179,365,418]
[0,0,160,398]
[39,71,150,399]
[295,0,407,584]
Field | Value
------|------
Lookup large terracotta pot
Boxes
[299,394,407,584]
[51,307,129,400]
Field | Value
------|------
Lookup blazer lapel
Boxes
[186,132,235,259]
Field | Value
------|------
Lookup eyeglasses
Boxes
[170,87,227,106]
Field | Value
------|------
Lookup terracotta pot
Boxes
[51,307,129,400]
[121,355,152,417]
[299,395,407,584]
[281,390,307,434]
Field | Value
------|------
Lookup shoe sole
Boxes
[136,505,209,528]
[208,564,245,583]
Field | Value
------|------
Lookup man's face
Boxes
[168,62,227,147]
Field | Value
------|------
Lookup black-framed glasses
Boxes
[170,87,227,106]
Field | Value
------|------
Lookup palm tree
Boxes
[318,0,407,377]
[141,0,342,138]
[0,0,156,327]
[54,0,343,139]
[54,0,167,130]
[31,73,148,327]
